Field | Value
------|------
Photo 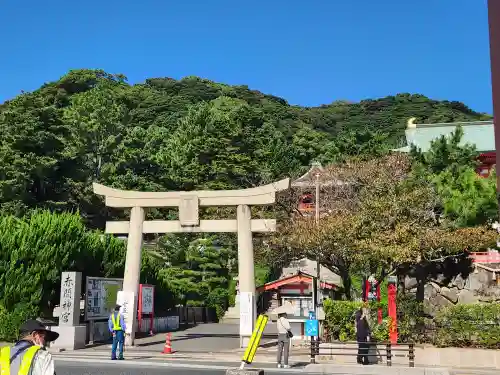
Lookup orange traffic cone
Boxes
[162,332,172,354]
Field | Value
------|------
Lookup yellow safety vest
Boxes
[0,345,40,375]
[111,312,122,331]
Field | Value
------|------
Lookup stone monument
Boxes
[50,271,87,350]
[93,178,290,347]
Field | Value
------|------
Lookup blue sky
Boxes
[0,0,493,113]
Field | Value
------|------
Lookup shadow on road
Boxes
[137,333,277,347]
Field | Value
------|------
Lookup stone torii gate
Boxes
[93,179,290,346]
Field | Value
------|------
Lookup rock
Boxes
[425,294,453,316]
[430,275,448,286]
[424,284,438,300]
[405,277,418,290]
[458,289,477,304]
[434,294,453,309]
[467,273,484,291]
[430,281,441,293]
[453,275,466,290]
[478,295,496,302]
[467,267,499,292]
[440,287,459,304]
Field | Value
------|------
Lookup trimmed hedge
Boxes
[433,303,500,349]
[323,299,500,349]
[0,304,36,342]
[323,299,389,342]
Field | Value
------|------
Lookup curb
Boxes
[304,364,450,375]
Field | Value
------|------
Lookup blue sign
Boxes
[305,319,319,337]
[308,311,316,320]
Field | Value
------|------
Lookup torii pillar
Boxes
[94,179,290,347]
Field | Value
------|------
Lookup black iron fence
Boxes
[310,339,415,367]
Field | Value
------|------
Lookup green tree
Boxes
[63,84,127,180]
[0,69,489,229]
[411,126,498,227]
[0,211,126,315]
[410,126,478,174]
[158,236,233,316]
[432,167,497,227]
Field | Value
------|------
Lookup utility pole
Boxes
[488,0,500,217]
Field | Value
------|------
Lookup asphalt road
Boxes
[53,358,500,375]
[54,359,308,375]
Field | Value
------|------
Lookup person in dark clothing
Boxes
[355,307,371,365]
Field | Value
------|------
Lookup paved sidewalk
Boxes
[304,364,450,375]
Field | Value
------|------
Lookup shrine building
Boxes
[393,118,495,177]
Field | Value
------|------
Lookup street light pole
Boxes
[313,171,321,360]
[315,172,321,308]
[487,0,500,217]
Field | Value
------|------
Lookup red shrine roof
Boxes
[256,271,337,293]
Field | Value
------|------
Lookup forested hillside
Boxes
[0,69,490,229]
[0,68,496,333]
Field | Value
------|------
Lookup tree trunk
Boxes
[340,271,352,300]
[398,274,405,295]
[416,265,425,302]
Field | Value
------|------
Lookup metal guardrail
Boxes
[310,339,415,367]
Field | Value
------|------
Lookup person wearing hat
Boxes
[0,319,59,375]
[108,304,127,360]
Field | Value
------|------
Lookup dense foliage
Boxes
[411,127,498,228]
[433,303,500,348]
[271,152,497,299]
[0,211,173,340]
[323,299,500,349]
[0,68,496,340]
[0,69,489,228]
[158,236,232,319]
[322,299,391,342]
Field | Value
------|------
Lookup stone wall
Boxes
[405,264,500,315]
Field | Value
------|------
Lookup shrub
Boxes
[0,211,127,316]
[323,299,388,341]
[433,303,500,349]
[0,304,36,342]
[0,210,174,331]
[324,298,500,348]
[396,293,427,343]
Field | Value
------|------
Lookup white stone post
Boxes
[123,206,145,346]
[237,204,256,347]
[51,272,86,350]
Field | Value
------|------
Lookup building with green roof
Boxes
[393,118,495,176]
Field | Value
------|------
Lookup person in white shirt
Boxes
[0,319,58,375]
[276,313,292,368]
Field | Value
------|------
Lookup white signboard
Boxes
[85,277,123,320]
[117,290,135,334]
[239,292,254,336]
[140,285,154,314]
